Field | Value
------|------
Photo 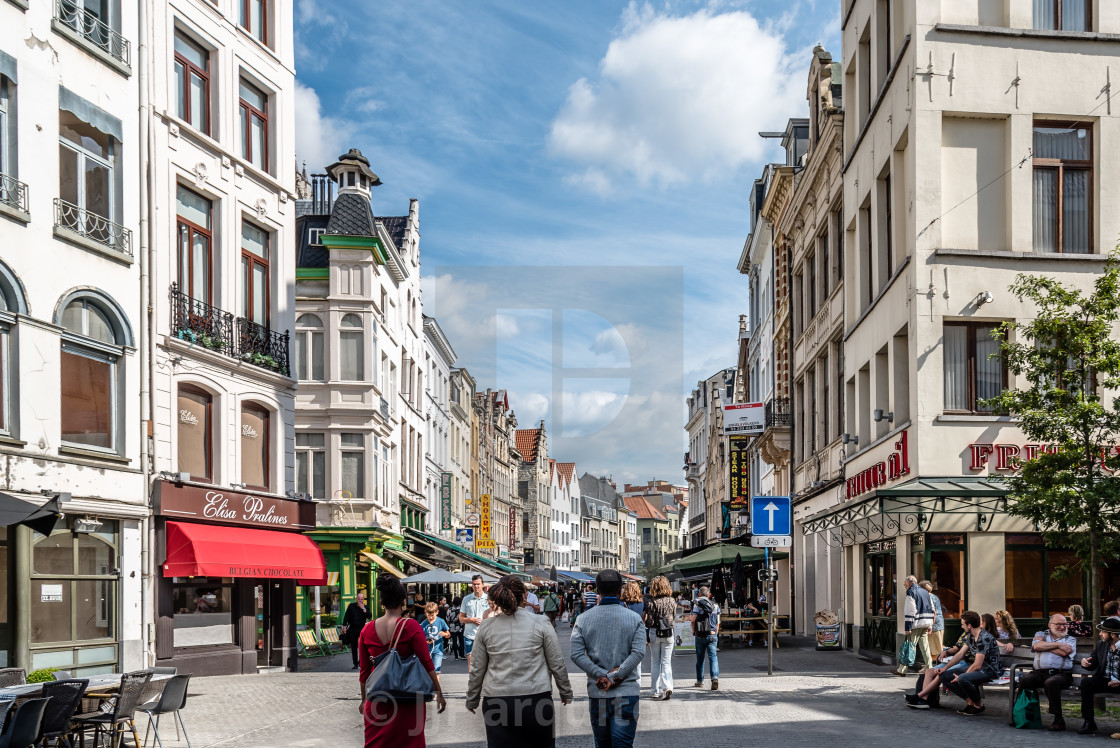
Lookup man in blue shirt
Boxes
[692,586,720,690]
[583,583,599,613]
[1017,614,1076,731]
[458,574,489,670]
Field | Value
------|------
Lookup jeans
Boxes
[694,635,719,682]
[430,645,444,673]
[588,696,639,748]
[450,631,464,658]
[650,636,674,695]
[898,626,931,674]
[945,667,996,704]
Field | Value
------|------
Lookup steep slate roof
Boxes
[556,462,576,484]
[325,192,377,236]
[378,215,408,250]
[296,214,330,268]
[515,429,540,463]
[622,495,666,521]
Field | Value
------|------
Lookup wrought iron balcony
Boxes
[171,284,233,354]
[55,0,131,69]
[765,397,791,428]
[54,199,132,256]
[0,174,28,215]
[237,318,290,377]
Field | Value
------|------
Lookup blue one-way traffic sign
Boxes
[751,495,791,537]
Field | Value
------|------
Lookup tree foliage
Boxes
[988,255,1120,625]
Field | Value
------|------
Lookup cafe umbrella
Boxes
[0,492,68,535]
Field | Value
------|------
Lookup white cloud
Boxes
[549,3,804,189]
[294,81,353,173]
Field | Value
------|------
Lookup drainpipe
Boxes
[786,239,797,634]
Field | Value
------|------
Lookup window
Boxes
[296,432,325,499]
[294,314,324,381]
[642,527,651,544]
[240,403,269,491]
[1034,0,1089,30]
[60,297,124,451]
[177,385,212,482]
[341,433,364,499]
[239,0,268,45]
[59,109,113,225]
[943,322,1005,413]
[1033,122,1091,253]
[0,76,10,179]
[174,32,209,134]
[171,579,232,646]
[238,79,268,172]
[176,186,211,303]
[339,313,364,380]
[1006,534,1085,620]
[241,221,269,326]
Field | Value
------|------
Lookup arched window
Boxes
[240,402,270,491]
[177,384,213,482]
[0,260,27,438]
[294,313,323,381]
[57,293,130,453]
[339,313,363,381]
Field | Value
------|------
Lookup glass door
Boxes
[862,545,896,655]
[254,583,269,667]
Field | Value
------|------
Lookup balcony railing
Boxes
[55,0,131,69]
[0,174,28,215]
[237,318,291,377]
[765,397,791,427]
[171,284,234,354]
[54,199,132,256]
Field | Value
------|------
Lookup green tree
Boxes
[988,255,1120,626]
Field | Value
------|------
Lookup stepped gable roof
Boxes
[378,215,408,251]
[556,462,576,484]
[549,459,556,481]
[622,495,666,521]
[515,429,541,462]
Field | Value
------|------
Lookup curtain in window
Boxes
[975,326,1001,411]
[61,350,111,448]
[1033,0,1056,29]
[943,326,968,410]
[1034,126,1090,160]
[1063,168,1090,253]
[240,406,268,490]
[177,388,211,481]
[341,452,364,499]
[340,331,363,380]
[1033,168,1057,252]
[1062,0,1088,30]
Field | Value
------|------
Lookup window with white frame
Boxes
[59,109,115,225]
[339,313,364,380]
[340,433,364,499]
[59,295,128,452]
[294,313,324,381]
[240,402,270,491]
[296,432,325,499]
[238,78,268,172]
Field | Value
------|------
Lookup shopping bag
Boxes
[898,640,916,668]
[1013,688,1043,729]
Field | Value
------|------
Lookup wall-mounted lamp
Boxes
[873,409,894,423]
[158,471,190,484]
[73,517,103,534]
[841,433,858,445]
[976,291,994,306]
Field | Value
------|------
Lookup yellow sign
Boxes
[478,494,492,545]
[476,539,496,550]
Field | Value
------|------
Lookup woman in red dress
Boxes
[359,573,446,747]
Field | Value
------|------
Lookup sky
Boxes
[294,0,840,484]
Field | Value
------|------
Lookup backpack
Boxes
[695,598,715,635]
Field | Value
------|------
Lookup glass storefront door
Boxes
[862,541,896,655]
[912,534,967,645]
[254,583,270,667]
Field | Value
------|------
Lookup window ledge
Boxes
[164,335,295,386]
[53,226,134,266]
[58,444,131,465]
[50,19,131,77]
[934,23,1120,44]
[0,201,29,225]
[0,434,25,448]
[933,248,1110,262]
[935,414,1016,423]
[236,26,289,71]
[5,0,28,9]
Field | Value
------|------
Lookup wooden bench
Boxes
[716,615,792,648]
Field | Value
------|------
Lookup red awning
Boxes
[162,521,327,585]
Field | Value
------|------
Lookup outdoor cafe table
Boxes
[0,672,174,700]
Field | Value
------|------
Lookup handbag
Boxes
[364,618,435,703]
[1013,688,1043,729]
[898,640,917,668]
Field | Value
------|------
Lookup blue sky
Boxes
[294,0,840,483]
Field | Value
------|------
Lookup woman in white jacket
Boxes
[465,575,573,748]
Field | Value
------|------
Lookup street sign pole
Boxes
[766,547,774,676]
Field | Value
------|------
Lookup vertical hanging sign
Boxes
[477,494,495,549]
[440,473,452,531]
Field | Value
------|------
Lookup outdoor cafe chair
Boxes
[71,671,150,748]
[320,627,348,653]
[0,671,25,689]
[35,679,88,748]
[0,697,48,748]
[142,675,191,748]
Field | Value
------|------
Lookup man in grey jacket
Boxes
[571,569,646,748]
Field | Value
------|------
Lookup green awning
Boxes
[670,543,787,572]
[403,528,518,576]
[877,477,1010,515]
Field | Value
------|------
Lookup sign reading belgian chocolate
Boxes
[156,480,315,530]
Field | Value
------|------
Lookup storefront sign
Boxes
[40,584,64,602]
[846,430,910,500]
[723,402,764,436]
[509,506,517,550]
[728,436,750,510]
[478,494,492,549]
[866,539,896,552]
[440,473,452,531]
[456,528,474,546]
[968,441,1060,472]
[720,503,731,539]
[155,480,315,530]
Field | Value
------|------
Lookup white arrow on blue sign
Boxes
[750,495,791,537]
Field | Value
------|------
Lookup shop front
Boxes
[297,527,406,624]
[153,480,325,675]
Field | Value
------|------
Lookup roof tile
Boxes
[515,429,540,462]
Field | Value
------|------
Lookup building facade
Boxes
[515,425,551,568]
[422,317,454,539]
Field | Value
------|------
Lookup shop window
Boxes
[241,220,269,326]
[1034,0,1089,31]
[177,384,212,482]
[171,579,233,646]
[173,31,210,134]
[943,322,1006,413]
[240,402,270,491]
[296,432,325,499]
[340,432,364,499]
[1033,122,1092,253]
[1005,534,1087,622]
[176,185,212,304]
[59,294,129,453]
[293,313,323,381]
[238,78,268,172]
[339,314,363,381]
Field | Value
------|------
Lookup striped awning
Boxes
[360,551,405,578]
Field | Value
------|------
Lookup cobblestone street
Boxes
[160,626,1120,747]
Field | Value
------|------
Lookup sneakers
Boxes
[957,705,985,716]
[694,681,703,688]
[905,694,929,709]
[663,690,672,700]
[711,679,719,691]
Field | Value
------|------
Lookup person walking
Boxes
[422,602,451,674]
[358,573,446,748]
[1078,616,1120,735]
[1017,614,1076,731]
[583,583,599,615]
[692,586,720,690]
[620,582,646,688]
[447,596,465,660]
[646,575,676,700]
[342,591,372,670]
[571,569,646,748]
[920,581,945,656]
[460,575,489,670]
[892,575,935,676]
[465,576,573,747]
[542,587,561,628]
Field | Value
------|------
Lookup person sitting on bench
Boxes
[930,610,1002,716]
[1078,616,1120,735]
[906,631,973,708]
[1017,614,1076,731]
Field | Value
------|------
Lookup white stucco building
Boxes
[423,316,455,538]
